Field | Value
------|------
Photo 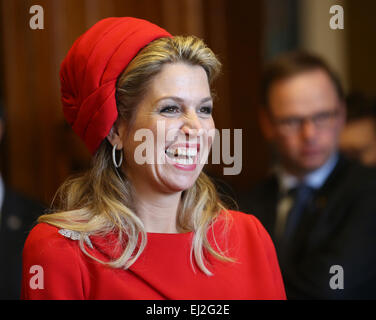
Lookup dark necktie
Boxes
[283,183,315,242]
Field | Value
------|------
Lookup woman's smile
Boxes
[165,143,201,170]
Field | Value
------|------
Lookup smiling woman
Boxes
[113,62,215,195]
[21,17,286,300]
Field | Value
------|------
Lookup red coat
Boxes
[21,211,286,299]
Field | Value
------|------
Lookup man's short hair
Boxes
[261,51,345,108]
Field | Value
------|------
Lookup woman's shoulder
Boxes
[22,223,87,299]
[217,210,272,243]
[222,211,286,299]
[26,222,64,244]
[222,210,265,231]
[24,223,80,260]
[27,222,60,239]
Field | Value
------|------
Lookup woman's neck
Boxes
[132,187,182,234]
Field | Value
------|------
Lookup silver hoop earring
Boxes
[112,144,123,168]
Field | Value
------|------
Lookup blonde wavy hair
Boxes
[38,36,234,275]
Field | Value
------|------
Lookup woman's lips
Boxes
[172,162,197,171]
[165,143,200,171]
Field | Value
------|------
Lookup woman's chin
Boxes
[159,176,198,193]
[156,166,201,193]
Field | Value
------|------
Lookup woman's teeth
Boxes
[165,147,197,165]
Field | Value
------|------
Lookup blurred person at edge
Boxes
[340,93,376,167]
[0,103,44,299]
[239,51,376,299]
[21,17,286,300]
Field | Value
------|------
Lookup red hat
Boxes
[60,17,172,154]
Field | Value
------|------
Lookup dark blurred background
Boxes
[0,0,375,206]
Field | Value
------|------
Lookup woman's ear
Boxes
[107,119,127,149]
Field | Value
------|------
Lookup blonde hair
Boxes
[39,35,234,275]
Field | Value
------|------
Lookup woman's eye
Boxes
[160,106,180,114]
[199,106,213,115]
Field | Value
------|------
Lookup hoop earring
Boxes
[112,144,123,168]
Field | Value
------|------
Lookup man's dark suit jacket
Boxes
[0,187,44,299]
[239,155,376,299]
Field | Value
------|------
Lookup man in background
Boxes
[0,103,44,299]
[240,51,376,299]
[340,93,376,166]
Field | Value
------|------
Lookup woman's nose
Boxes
[181,110,203,136]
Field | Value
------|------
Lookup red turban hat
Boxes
[60,17,172,154]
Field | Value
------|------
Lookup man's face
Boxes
[263,69,345,176]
